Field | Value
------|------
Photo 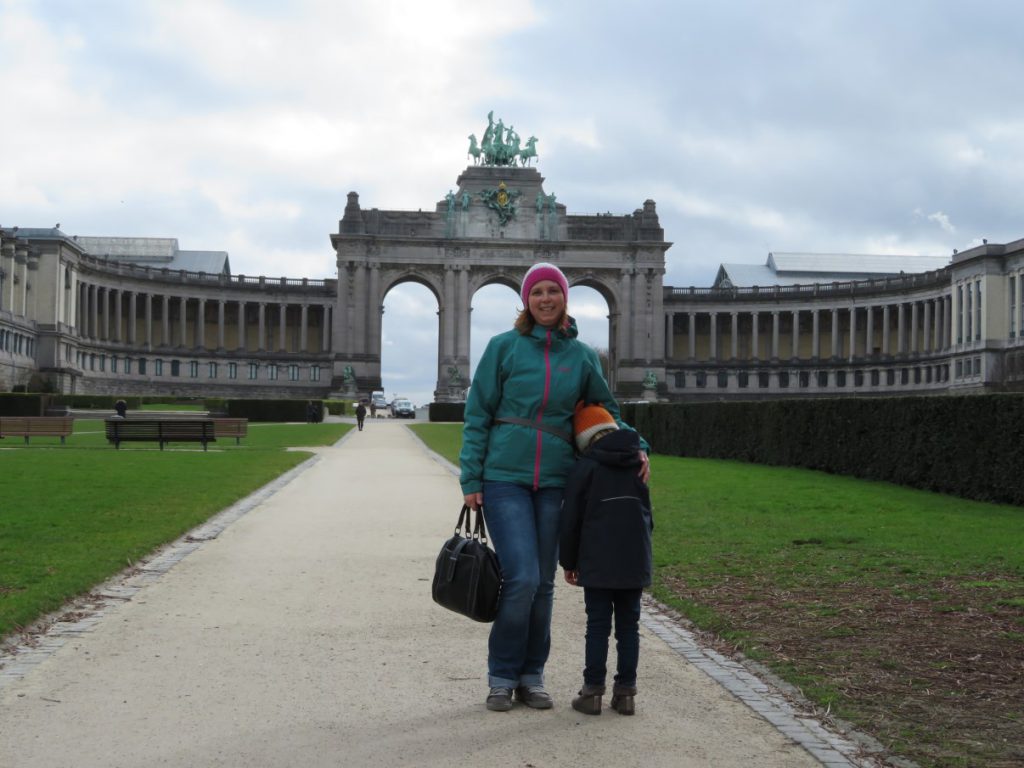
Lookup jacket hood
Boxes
[584,428,642,468]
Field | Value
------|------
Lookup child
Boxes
[560,402,653,716]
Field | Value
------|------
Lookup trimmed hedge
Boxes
[621,395,1024,506]
[0,394,48,416]
[429,402,466,422]
[225,398,322,422]
[50,395,144,410]
[324,399,349,416]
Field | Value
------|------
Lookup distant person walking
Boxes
[560,402,653,717]
[355,401,367,431]
[369,400,377,419]
[459,262,649,713]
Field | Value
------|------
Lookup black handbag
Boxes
[431,505,502,623]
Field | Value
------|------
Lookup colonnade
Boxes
[665,295,954,363]
[0,237,34,317]
[73,282,333,354]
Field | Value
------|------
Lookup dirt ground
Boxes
[663,572,1024,768]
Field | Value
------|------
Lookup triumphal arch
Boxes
[330,113,671,402]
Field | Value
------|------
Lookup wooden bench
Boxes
[0,416,75,444]
[105,419,216,451]
[212,418,248,445]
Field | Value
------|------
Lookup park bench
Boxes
[0,416,75,444]
[212,417,248,445]
[105,418,216,451]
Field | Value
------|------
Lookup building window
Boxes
[738,372,749,388]
[310,365,320,382]
[955,360,963,378]
[89,354,96,371]
[758,372,770,388]
[674,372,686,388]
[288,364,299,381]
[229,362,238,380]
[886,369,895,386]
[798,371,809,388]
[189,361,199,378]
[171,360,180,377]
[870,369,879,386]
[778,371,789,388]
[248,363,258,380]
[155,359,164,376]
[900,368,909,385]
[913,367,922,384]
[125,357,132,374]
[974,356,981,376]
[138,358,147,375]
[854,370,864,387]
[925,367,933,383]
[836,371,847,387]
[268,364,278,381]
[695,371,707,388]
[99,355,106,372]
[208,362,218,378]
[965,284,973,342]
[111,357,118,373]
[817,371,829,387]
[716,372,728,388]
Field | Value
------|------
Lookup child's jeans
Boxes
[582,587,642,688]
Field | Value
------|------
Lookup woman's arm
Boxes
[458,335,505,499]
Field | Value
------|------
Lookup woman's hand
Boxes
[563,569,579,586]
[637,451,651,484]
[464,492,483,511]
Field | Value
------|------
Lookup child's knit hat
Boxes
[521,262,569,306]
[573,401,618,452]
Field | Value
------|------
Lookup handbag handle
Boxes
[457,504,490,545]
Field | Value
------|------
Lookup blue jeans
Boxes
[582,587,642,688]
[482,481,563,689]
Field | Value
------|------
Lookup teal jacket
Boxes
[459,318,644,494]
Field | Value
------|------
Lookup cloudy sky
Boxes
[4,0,1024,405]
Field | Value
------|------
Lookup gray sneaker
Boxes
[514,684,554,709]
[486,686,513,711]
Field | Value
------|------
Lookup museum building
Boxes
[3,157,1024,402]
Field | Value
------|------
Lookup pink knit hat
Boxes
[520,262,569,306]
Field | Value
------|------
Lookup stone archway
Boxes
[330,165,669,402]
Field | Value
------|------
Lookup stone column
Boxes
[830,308,839,358]
[618,269,633,360]
[730,312,738,359]
[848,306,857,361]
[440,265,455,372]
[709,311,718,361]
[897,303,906,354]
[457,266,470,363]
[300,304,309,352]
[129,292,138,345]
[751,311,760,360]
[811,309,820,359]
[882,304,891,356]
[791,310,800,359]
[90,285,99,339]
[923,300,932,353]
[866,305,874,358]
[910,301,919,354]
[179,296,188,348]
[633,269,647,360]
[687,312,696,360]
[159,295,169,347]
[238,300,247,351]
[322,304,332,352]
[114,290,123,342]
[197,298,207,350]
[145,293,153,350]
[217,300,225,350]
[665,311,674,358]
[278,302,287,352]
[771,311,780,359]
[258,302,266,351]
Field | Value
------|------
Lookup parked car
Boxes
[391,398,415,419]
[371,392,388,415]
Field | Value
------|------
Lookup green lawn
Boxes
[0,419,352,638]
[410,422,1024,768]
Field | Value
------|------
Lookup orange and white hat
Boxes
[573,401,618,452]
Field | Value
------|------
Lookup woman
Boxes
[459,262,649,712]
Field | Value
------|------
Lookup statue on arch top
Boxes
[476,111,538,167]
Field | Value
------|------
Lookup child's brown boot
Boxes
[610,685,637,715]
[571,684,605,715]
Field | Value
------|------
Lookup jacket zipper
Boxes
[533,328,553,490]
